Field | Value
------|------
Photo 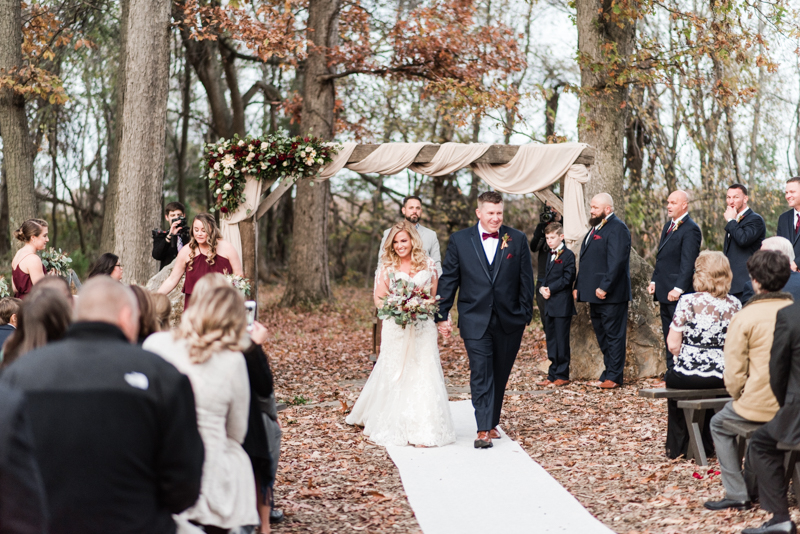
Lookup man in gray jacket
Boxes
[377,196,442,276]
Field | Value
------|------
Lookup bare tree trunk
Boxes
[177,51,191,205]
[576,0,635,211]
[0,163,9,256]
[0,0,38,242]
[114,0,172,284]
[50,120,58,249]
[282,0,339,306]
[101,0,129,252]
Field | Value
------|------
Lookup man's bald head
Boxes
[589,193,615,223]
[667,190,689,219]
[592,193,614,209]
[76,277,140,342]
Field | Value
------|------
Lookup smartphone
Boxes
[245,300,257,330]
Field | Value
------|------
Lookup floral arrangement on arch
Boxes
[202,134,338,215]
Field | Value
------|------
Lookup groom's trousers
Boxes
[462,311,525,431]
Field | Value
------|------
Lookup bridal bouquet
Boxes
[40,248,72,277]
[377,274,440,329]
[225,273,252,297]
[0,276,9,298]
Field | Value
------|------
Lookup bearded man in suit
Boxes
[648,190,702,371]
[724,184,766,303]
[574,193,632,389]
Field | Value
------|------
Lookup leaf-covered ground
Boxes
[263,285,799,534]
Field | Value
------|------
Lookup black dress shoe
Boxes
[703,498,752,511]
[269,509,285,524]
[742,520,797,534]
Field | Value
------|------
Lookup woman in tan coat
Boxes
[705,249,794,512]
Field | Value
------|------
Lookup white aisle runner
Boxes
[386,400,613,534]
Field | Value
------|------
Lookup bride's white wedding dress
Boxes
[346,261,456,447]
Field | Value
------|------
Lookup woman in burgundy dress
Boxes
[11,219,49,299]
[158,213,243,307]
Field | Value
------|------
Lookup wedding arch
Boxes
[216,141,596,299]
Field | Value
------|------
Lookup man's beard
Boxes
[588,215,604,227]
[405,214,420,224]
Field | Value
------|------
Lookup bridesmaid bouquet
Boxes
[40,248,72,277]
[0,276,9,298]
[378,274,440,329]
[225,273,252,297]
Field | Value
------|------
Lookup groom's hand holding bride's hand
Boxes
[437,318,452,337]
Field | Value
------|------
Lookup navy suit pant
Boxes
[589,302,628,385]
[659,302,677,371]
[462,312,524,432]
[542,314,571,381]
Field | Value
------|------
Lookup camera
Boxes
[171,216,187,231]
[539,204,557,224]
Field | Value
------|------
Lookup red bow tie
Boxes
[482,232,499,241]
[550,249,558,255]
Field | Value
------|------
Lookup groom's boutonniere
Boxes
[500,233,511,250]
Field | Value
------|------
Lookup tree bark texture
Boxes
[113,0,171,284]
[576,0,635,212]
[101,0,129,252]
[0,0,38,242]
[282,0,339,306]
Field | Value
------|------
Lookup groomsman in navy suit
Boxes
[648,190,702,371]
[574,193,632,389]
[723,184,765,303]
[536,222,576,387]
[776,177,800,263]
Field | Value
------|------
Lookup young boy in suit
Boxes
[536,223,577,387]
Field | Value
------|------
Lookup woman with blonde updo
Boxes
[11,219,49,299]
[143,285,258,533]
[346,220,455,447]
[157,213,243,307]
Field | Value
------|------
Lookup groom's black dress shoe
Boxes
[474,431,493,449]
[703,498,752,511]
[742,521,797,534]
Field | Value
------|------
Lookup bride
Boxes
[346,221,455,447]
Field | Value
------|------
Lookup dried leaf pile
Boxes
[262,285,799,534]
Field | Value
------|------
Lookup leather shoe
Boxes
[489,428,501,439]
[742,520,796,534]
[536,379,555,387]
[703,498,752,511]
[553,379,571,387]
[598,380,619,389]
[474,431,493,449]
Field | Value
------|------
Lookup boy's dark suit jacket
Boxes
[776,209,800,262]
[651,215,702,303]
[541,247,576,318]
[436,224,534,339]
[723,208,765,295]
[575,214,632,304]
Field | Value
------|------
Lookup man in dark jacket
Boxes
[648,190,702,370]
[723,184,766,303]
[743,301,800,534]
[0,383,48,534]
[152,201,191,270]
[1,277,204,534]
[776,177,800,263]
[574,193,632,389]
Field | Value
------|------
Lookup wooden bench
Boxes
[638,388,731,466]
[677,397,732,467]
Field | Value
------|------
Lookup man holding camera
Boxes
[152,202,191,271]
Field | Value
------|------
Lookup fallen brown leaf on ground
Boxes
[263,285,798,534]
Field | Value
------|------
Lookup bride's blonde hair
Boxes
[176,285,249,363]
[381,221,428,274]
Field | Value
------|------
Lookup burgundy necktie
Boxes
[482,232,499,240]
[795,214,799,234]
[666,221,675,235]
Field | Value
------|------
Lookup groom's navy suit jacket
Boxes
[436,224,534,340]
[575,214,632,304]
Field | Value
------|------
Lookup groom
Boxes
[437,191,534,449]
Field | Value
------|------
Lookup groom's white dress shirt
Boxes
[376,223,442,276]
[478,222,499,265]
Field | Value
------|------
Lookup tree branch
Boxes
[243,80,282,106]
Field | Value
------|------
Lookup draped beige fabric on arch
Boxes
[226,141,591,256]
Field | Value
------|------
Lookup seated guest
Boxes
[151,292,172,331]
[129,286,158,344]
[2,287,72,368]
[0,382,48,533]
[705,250,793,512]
[741,237,800,303]
[0,297,22,352]
[144,285,259,533]
[664,251,741,459]
[87,253,123,281]
[0,277,204,534]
